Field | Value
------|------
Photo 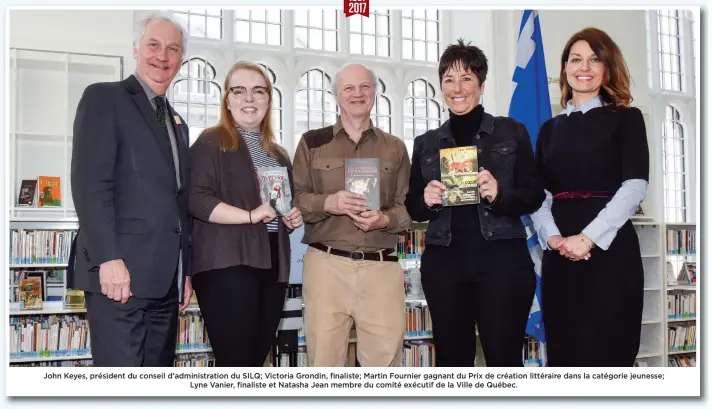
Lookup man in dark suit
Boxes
[69,11,192,366]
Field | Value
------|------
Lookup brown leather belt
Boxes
[309,243,399,262]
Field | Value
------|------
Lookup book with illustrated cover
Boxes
[256,166,292,215]
[345,158,380,210]
[17,179,37,206]
[439,146,480,206]
[19,277,43,310]
[37,176,61,207]
[64,289,86,309]
[24,270,47,301]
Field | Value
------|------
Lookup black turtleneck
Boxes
[449,104,484,147]
[447,105,485,239]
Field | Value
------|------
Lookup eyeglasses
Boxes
[228,85,269,101]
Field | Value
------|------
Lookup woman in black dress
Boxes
[531,28,649,366]
[405,40,544,366]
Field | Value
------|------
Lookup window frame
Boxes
[154,9,446,155]
[646,9,697,223]
[349,9,392,58]
[171,56,222,146]
[234,9,283,46]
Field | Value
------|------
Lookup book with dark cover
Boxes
[345,158,380,210]
[256,166,293,215]
[17,179,37,206]
[439,146,480,206]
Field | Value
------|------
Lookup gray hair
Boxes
[134,11,188,57]
[331,63,378,96]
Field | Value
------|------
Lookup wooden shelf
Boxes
[665,222,697,229]
[10,354,92,364]
[12,131,67,141]
[8,301,86,316]
[296,333,434,348]
[175,347,212,354]
[668,318,696,323]
[668,349,696,356]
[9,263,68,269]
[668,285,697,291]
[10,347,217,363]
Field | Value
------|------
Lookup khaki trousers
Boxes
[302,246,405,367]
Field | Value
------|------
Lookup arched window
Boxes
[295,69,337,141]
[172,57,222,145]
[648,9,696,224]
[370,79,391,133]
[402,10,440,62]
[404,78,441,156]
[662,105,688,222]
[258,64,283,144]
[350,10,391,57]
[171,8,223,39]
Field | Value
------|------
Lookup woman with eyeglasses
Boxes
[188,61,303,366]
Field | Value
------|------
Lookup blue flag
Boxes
[508,10,552,365]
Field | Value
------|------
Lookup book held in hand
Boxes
[256,166,293,215]
[439,146,480,206]
[345,158,380,210]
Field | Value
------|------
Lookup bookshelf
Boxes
[629,217,698,367]
[393,218,696,368]
[633,220,666,367]
[664,223,697,367]
[9,48,123,223]
[7,48,112,367]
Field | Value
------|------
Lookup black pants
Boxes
[85,275,179,367]
[192,233,286,367]
[420,245,536,367]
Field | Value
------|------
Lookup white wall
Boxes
[444,10,497,113]
[539,10,651,111]
[9,9,136,77]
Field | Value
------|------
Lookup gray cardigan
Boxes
[188,128,293,283]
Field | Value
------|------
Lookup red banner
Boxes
[344,0,369,18]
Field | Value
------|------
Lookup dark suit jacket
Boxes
[69,75,191,302]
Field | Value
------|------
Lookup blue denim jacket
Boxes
[404,112,545,246]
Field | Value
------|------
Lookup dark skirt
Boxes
[541,198,644,367]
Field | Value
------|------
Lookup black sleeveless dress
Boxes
[535,105,649,366]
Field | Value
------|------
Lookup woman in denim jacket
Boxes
[405,39,545,367]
